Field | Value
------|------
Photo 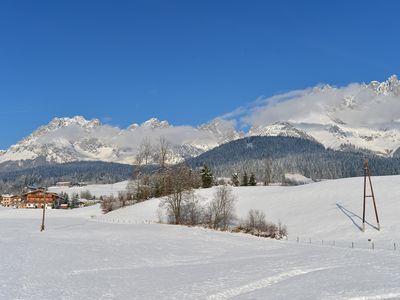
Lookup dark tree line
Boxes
[0,161,133,194]
[3,136,400,194]
[187,136,400,182]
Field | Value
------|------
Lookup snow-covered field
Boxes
[2,176,400,299]
[48,181,129,198]
[100,175,400,248]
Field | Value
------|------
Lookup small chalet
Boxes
[1,195,22,208]
[22,190,62,209]
[56,182,72,187]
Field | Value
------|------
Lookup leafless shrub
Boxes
[278,220,288,237]
[101,195,118,214]
[235,209,288,239]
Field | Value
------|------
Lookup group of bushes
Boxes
[100,191,134,213]
[160,184,236,230]
[159,185,287,240]
[234,209,288,239]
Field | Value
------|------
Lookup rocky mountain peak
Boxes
[368,75,400,95]
[140,118,170,129]
[18,116,101,144]
[199,119,243,143]
[249,121,317,143]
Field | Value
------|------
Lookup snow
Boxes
[284,173,314,184]
[2,176,400,299]
[3,76,400,167]
[48,181,130,198]
[99,176,400,247]
[0,116,240,165]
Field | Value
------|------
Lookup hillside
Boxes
[0,161,134,193]
[100,175,400,247]
[186,136,400,180]
[2,176,400,299]
[3,136,400,194]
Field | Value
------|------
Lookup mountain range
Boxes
[1,75,400,168]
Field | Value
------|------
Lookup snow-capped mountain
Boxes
[199,119,244,144]
[140,118,170,129]
[247,75,400,156]
[249,122,318,143]
[2,75,400,167]
[0,116,242,165]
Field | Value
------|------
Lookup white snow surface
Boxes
[100,175,400,247]
[2,176,400,299]
[48,181,130,198]
[284,173,314,184]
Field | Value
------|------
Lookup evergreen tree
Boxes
[231,173,240,187]
[200,165,213,188]
[70,193,80,209]
[59,192,69,203]
[241,172,249,186]
[249,173,257,186]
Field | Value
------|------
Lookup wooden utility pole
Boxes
[40,188,47,232]
[362,160,380,232]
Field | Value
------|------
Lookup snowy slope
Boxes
[100,175,400,247]
[1,188,400,299]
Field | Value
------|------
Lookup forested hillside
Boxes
[0,161,134,193]
[186,136,400,182]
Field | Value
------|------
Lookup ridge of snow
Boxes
[248,121,318,143]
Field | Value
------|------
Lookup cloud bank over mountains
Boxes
[1,75,400,165]
[227,75,400,130]
[0,116,241,164]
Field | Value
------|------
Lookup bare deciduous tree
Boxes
[161,166,193,224]
[209,185,236,230]
[140,137,153,166]
[181,193,204,226]
[263,159,272,186]
[157,137,169,170]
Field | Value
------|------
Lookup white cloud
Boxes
[35,121,220,155]
[220,78,400,130]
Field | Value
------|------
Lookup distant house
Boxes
[56,182,72,187]
[21,190,62,209]
[78,198,99,208]
[1,195,22,208]
[1,195,11,207]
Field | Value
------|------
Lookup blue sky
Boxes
[0,0,399,149]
